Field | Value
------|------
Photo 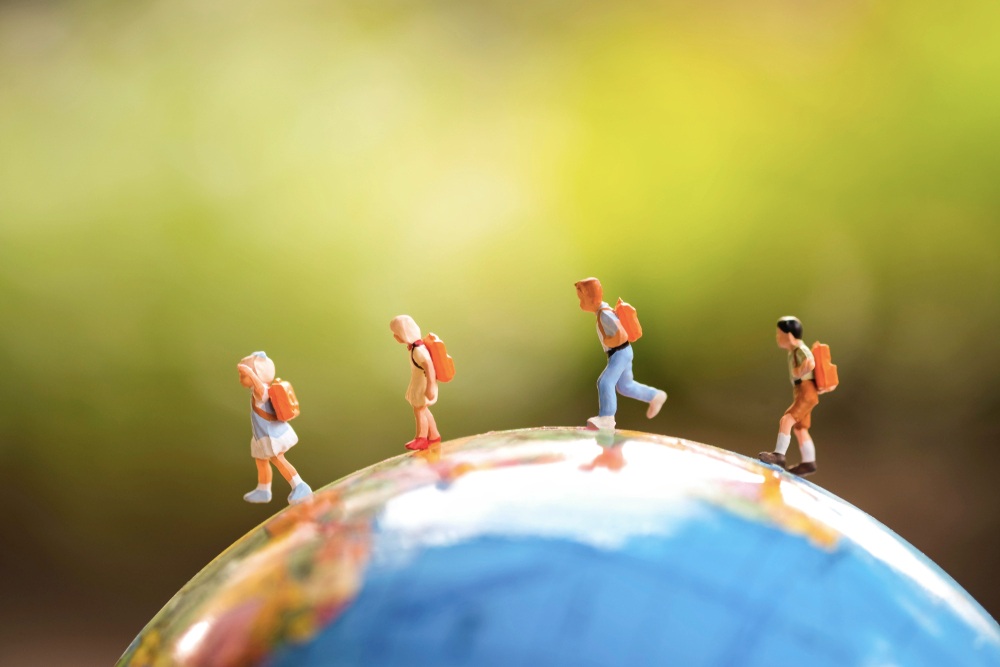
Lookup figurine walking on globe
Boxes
[390,315,455,451]
[237,351,312,504]
[759,317,839,477]
[575,277,667,431]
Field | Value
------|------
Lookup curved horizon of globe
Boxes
[118,428,1000,667]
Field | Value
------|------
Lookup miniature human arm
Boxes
[415,346,438,402]
[237,363,268,403]
[598,309,622,339]
[791,347,816,379]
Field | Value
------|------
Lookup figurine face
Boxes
[775,327,796,350]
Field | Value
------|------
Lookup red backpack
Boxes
[269,379,301,421]
[423,333,455,382]
[614,298,643,342]
[811,342,839,394]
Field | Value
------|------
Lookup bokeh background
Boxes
[2,0,999,664]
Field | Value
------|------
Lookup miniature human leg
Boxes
[406,406,433,450]
[426,409,441,444]
[587,348,629,430]
[787,426,817,476]
[760,382,818,470]
[243,458,274,503]
[759,414,796,468]
[613,347,667,418]
[272,453,313,504]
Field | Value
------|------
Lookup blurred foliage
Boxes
[1,0,999,661]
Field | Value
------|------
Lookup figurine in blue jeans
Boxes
[575,277,667,431]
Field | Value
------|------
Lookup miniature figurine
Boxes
[390,315,453,451]
[575,278,667,431]
[759,317,821,476]
[237,351,313,504]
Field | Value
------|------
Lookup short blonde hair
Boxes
[389,315,422,345]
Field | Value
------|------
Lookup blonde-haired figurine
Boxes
[237,352,312,504]
[390,315,441,451]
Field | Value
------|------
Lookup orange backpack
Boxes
[269,378,301,421]
[615,298,643,342]
[811,342,839,394]
[423,333,455,383]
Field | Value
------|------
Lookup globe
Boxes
[118,428,1000,667]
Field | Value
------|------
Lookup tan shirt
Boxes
[788,340,815,384]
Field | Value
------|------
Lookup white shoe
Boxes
[287,482,313,505]
[243,488,272,503]
[646,390,668,419]
[586,416,616,431]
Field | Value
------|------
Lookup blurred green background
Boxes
[1,0,999,663]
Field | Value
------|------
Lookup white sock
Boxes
[291,474,303,487]
[799,440,816,463]
[775,433,791,455]
[257,483,271,492]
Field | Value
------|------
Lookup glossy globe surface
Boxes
[118,428,1000,667]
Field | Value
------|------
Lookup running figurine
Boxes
[237,351,313,504]
[575,277,667,431]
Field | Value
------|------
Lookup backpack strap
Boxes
[409,340,425,370]
[251,396,278,422]
[596,307,614,338]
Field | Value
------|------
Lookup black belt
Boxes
[606,341,630,358]
[794,378,815,386]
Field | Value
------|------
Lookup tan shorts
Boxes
[784,380,819,429]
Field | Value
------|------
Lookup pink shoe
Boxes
[428,435,442,445]
[405,437,430,451]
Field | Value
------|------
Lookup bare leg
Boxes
[273,452,312,502]
[779,414,796,437]
[760,414,797,467]
[413,406,430,438]
[405,406,434,450]
[788,426,817,476]
[271,453,298,484]
[426,409,440,441]
[256,458,272,485]
[244,458,274,503]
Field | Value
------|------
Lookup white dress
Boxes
[406,346,437,408]
[249,387,298,459]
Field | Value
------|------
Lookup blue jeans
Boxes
[597,344,658,417]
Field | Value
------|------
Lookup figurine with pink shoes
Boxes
[390,315,455,451]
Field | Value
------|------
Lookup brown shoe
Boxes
[758,451,786,468]
[787,461,817,477]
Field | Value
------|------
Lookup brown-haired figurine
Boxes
[759,317,819,476]
[575,278,667,431]
[237,352,313,504]
[390,315,442,451]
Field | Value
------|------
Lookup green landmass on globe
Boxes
[119,428,1000,667]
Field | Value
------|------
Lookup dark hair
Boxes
[777,316,803,340]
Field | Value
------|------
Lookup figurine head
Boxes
[575,277,604,313]
[776,317,803,350]
[390,315,422,346]
[239,351,276,386]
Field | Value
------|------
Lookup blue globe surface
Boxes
[119,428,1000,667]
